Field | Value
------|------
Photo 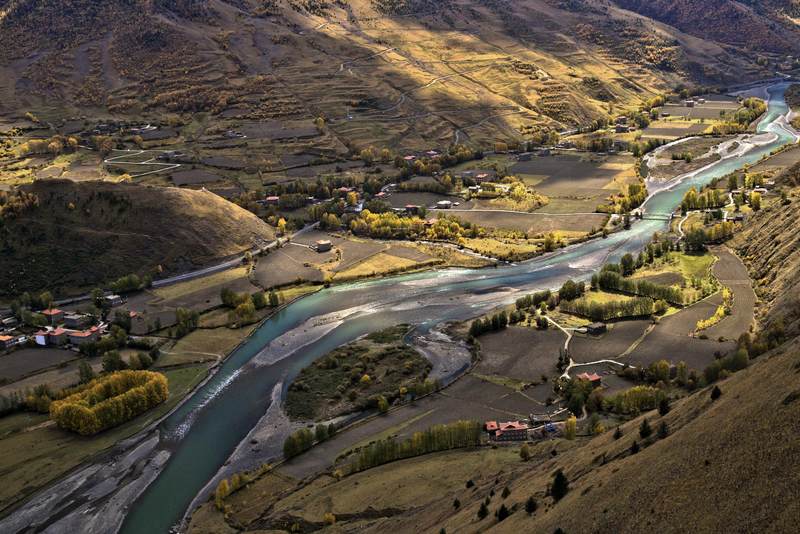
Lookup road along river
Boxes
[1,84,796,534]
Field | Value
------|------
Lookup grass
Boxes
[0,364,209,514]
[151,267,251,301]
[156,326,257,367]
[333,252,435,280]
[461,237,541,260]
[471,372,528,391]
[581,290,637,305]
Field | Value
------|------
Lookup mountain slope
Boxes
[0,180,274,296]
[0,0,778,151]
[613,0,800,54]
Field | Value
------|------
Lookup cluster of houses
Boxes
[33,308,107,348]
[0,304,114,353]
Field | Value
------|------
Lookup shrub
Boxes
[49,371,169,435]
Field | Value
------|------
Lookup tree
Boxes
[453,498,460,509]
[78,360,95,384]
[551,470,569,502]
[315,424,329,443]
[658,397,671,416]
[613,426,622,440]
[520,443,531,461]
[749,191,761,211]
[564,415,577,440]
[323,512,336,525]
[478,502,489,520]
[657,421,669,439]
[525,496,537,515]
[215,479,230,510]
[711,385,722,400]
[501,486,511,499]
[620,253,635,276]
[102,351,127,373]
[268,290,280,307]
[630,440,640,454]
[252,292,268,310]
[377,395,389,413]
[496,504,510,521]
[639,419,652,439]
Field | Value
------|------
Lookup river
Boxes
[2,86,795,534]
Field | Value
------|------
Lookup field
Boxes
[570,319,652,363]
[627,293,736,369]
[0,348,78,383]
[452,207,608,235]
[474,326,563,383]
[0,363,209,514]
[155,326,257,368]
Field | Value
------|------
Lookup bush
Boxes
[49,371,169,435]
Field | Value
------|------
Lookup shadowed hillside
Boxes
[0,180,275,296]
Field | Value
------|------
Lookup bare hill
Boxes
[0,180,275,296]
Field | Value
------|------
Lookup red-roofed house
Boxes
[265,196,280,204]
[0,335,14,350]
[489,421,529,441]
[41,308,64,325]
[49,328,68,346]
[576,372,602,387]
[485,421,499,432]
[67,327,100,346]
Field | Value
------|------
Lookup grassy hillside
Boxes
[0,180,275,296]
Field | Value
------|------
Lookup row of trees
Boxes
[347,420,482,473]
[603,385,666,415]
[109,273,152,294]
[349,211,482,242]
[515,290,552,311]
[595,269,685,304]
[220,288,280,324]
[50,370,169,435]
[560,296,662,322]
[684,221,735,252]
[681,186,725,213]
[282,421,339,459]
[469,311,510,337]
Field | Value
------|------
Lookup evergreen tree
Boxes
[630,440,640,455]
[657,421,669,439]
[711,385,722,400]
[639,419,652,439]
[478,502,488,520]
[613,426,622,440]
[525,496,537,515]
[496,504,510,521]
[551,470,569,502]
[502,486,511,499]
[78,360,95,384]
[658,397,671,416]
[453,498,460,509]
